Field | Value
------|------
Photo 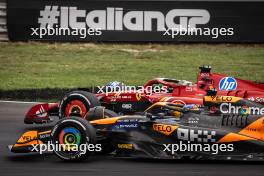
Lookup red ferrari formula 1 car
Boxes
[24,66,264,124]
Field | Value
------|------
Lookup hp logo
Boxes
[219,77,237,91]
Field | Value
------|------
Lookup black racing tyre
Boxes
[104,109,118,118]
[59,90,100,119]
[84,107,118,154]
[51,117,98,161]
[85,106,118,121]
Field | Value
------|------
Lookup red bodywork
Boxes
[25,66,264,124]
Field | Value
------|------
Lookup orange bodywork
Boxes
[218,133,256,143]
[90,117,122,125]
[13,130,43,147]
[239,116,264,141]
[218,116,264,143]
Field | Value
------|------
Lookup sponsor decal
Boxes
[219,77,237,91]
[117,119,138,123]
[246,128,258,132]
[113,120,139,129]
[153,124,178,136]
[118,124,138,128]
[200,73,210,77]
[22,136,34,142]
[36,105,48,117]
[39,133,51,139]
[247,97,264,103]
[256,97,264,103]
[120,95,132,99]
[136,93,141,101]
[117,144,133,149]
[122,104,132,109]
[210,96,233,102]
[188,117,199,124]
[38,6,210,32]
[177,128,216,142]
[18,131,38,143]
[205,96,242,105]
[220,103,264,115]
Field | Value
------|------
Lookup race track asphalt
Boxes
[0,101,264,176]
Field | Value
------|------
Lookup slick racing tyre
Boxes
[59,90,100,119]
[85,106,118,154]
[84,107,118,154]
[85,106,118,121]
[51,117,97,161]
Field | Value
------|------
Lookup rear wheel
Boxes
[59,91,100,119]
[85,106,118,121]
[51,117,97,161]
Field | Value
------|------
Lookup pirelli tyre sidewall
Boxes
[51,117,96,161]
[59,90,100,119]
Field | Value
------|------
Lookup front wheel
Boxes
[59,90,100,119]
[51,117,98,161]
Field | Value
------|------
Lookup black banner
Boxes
[7,0,264,42]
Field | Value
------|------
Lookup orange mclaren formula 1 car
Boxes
[9,96,264,161]
[24,66,264,124]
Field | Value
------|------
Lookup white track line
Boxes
[0,100,42,104]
